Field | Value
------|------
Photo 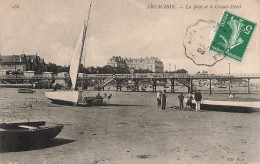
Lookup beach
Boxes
[0,88,260,164]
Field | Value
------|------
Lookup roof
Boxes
[0,56,20,62]
[0,54,41,63]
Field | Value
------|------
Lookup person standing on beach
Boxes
[156,91,162,108]
[186,92,193,110]
[194,90,202,112]
[178,93,184,110]
[161,89,167,110]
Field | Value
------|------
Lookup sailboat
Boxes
[45,2,92,106]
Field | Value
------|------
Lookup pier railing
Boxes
[0,73,260,80]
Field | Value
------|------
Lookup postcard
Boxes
[0,0,259,163]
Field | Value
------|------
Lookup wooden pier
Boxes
[0,73,260,93]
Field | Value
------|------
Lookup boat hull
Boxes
[0,121,64,152]
[201,100,260,113]
[18,88,35,93]
[45,91,82,105]
[184,98,260,113]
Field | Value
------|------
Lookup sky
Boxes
[0,0,259,74]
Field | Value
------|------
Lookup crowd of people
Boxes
[157,90,203,113]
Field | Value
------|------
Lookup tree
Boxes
[102,65,116,74]
[45,63,159,74]
[135,68,153,73]
[57,65,69,72]
[115,66,130,74]
[79,64,90,74]
[175,69,188,73]
[46,62,59,73]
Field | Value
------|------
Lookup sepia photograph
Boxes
[0,0,259,163]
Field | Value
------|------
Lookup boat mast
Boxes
[73,1,92,90]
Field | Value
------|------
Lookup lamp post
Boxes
[174,65,176,72]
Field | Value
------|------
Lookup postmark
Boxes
[183,19,224,66]
[209,10,257,63]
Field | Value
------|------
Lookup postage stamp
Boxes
[183,19,224,66]
[209,10,257,63]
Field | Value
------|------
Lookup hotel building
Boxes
[107,56,164,73]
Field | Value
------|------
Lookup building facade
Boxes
[0,53,47,74]
[107,56,128,68]
[107,56,164,72]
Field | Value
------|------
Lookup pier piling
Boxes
[134,79,139,92]
[116,79,121,91]
[209,79,212,94]
[171,79,175,93]
[152,79,156,92]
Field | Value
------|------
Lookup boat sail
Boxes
[70,22,87,90]
[45,2,92,105]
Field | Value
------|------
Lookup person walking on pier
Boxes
[194,90,202,112]
[156,91,162,108]
[161,89,167,110]
[178,93,184,110]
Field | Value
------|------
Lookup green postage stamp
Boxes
[209,10,257,63]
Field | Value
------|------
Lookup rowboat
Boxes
[0,121,64,152]
[18,88,35,93]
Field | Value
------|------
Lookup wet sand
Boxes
[0,88,260,164]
